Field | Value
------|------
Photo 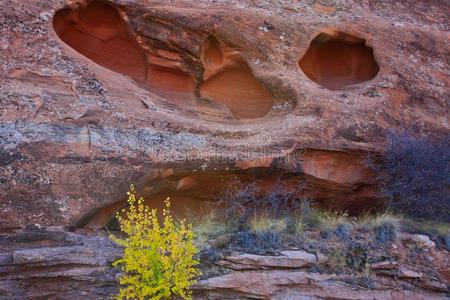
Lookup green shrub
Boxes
[110,185,200,300]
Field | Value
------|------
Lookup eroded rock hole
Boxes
[202,37,224,78]
[299,31,379,90]
[200,37,274,119]
[53,1,274,119]
[53,0,196,104]
[53,1,148,82]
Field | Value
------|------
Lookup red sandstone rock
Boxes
[1,1,449,298]
[400,233,437,249]
[223,250,321,269]
[194,270,448,299]
[398,267,423,279]
[1,228,449,299]
[313,3,336,16]
[299,30,380,90]
[370,261,399,270]
[438,268,450,285]
[176,176,197,191]
[0,0,449,254]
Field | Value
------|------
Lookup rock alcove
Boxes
[299,30,380,90]
[77,149,377,230]
[53,0,275,119]
[199,36,274,119]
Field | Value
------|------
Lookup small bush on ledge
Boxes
[368,130,450,222]
[110,185,200,300]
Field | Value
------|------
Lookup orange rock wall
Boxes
[0,0,449,228]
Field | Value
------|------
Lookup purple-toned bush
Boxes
[217,180,304,229]
[369,130,450,222]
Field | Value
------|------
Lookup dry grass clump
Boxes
[354,212,402,243]
[316,211,352,232]
[403,219,450,238]
[186,180,441,250]
[325,246,347,270]
[355,211,402,230]
[189,200,406,247]
[187,208,228,248]
[249,213,287,233]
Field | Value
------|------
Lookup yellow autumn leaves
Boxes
[110,185,200,300]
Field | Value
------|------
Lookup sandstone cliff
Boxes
[1,0,449,229]
[0,0,449,298]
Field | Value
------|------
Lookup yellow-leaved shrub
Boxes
[110,185,200,300]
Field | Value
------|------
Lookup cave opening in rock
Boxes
[53,2,275,119]
[53,0,195,103]
[53,0,148,82]
[299,31,379,90]
[79,164,378,231]
[199,36,275,119]
[199,62,275,119]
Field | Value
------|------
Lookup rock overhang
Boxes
[0,0,449,229]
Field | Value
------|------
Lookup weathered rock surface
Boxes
[221,250,323,269]
[1,0,449,229]
[0,227,122,299]
[0,0,449,298]
[1,228,449,299]
[401,233,437,249]
[194,270,448,300]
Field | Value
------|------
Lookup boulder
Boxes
[401,234,436,249]
[398,267,423,279]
